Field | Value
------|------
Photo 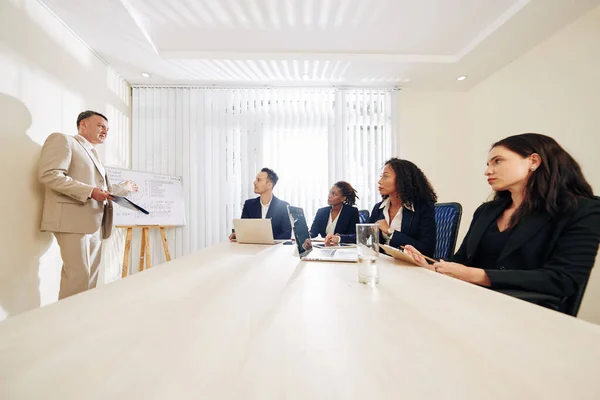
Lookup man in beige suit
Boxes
[39,111,137,299]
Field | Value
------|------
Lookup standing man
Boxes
[38,111,138,299]
[229,168,292,241]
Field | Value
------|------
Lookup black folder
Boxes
[112,196,150,215]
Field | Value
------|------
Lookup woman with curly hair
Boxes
[325,158,438,256]
[310,181,360,241]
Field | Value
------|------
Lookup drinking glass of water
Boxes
[356,223,379,285]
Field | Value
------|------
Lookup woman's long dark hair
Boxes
[492,133,594,225]
[383,158,437,208]
[334,181,359,206]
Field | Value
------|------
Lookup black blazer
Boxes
[309,206,360,238]
[452,197,600,301]
[339,200,436,257]
[240,195,292,240]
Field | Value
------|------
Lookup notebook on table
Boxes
[287,206,357,263]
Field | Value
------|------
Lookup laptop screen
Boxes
[287,206,313,257]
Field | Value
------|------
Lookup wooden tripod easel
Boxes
[117,225,174,278]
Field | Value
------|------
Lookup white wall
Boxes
[397,90,470,210]
[0,0,131,321]
[399,5,600,323]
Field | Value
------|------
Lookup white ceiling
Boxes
[40,0,600,89]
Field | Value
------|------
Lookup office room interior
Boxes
[2,0,600,362]
[3,0,600,397]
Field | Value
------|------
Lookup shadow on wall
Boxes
[0,93,53,318]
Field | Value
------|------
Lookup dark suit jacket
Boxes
[452,197,600,303]
[241,195,292,240]
[309,205,360,238]
[338,200,436,257]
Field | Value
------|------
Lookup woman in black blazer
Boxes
[309,181,360,239]
[406,133,600,312]
[326,158,438,257]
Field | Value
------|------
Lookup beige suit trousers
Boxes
[54,228,103,299]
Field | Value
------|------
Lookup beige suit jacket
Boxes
[38,133,128,239]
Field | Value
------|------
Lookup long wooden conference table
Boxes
[1,242,600,399]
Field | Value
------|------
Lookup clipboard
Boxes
[113,196,150,215]
[381,244,421,266]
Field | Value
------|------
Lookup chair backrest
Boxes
[358,209,369,223]
[562,276,590,317]
[563,196,600,316]
[433,202,463,260]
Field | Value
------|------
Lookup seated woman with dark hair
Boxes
[405,133,600,313]
[325,158,438,257]
[310,181,360,241]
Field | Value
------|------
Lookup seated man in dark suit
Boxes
[229,168,292,241]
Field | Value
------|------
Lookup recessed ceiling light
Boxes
[141,72,151,78]
[457,75,467,81]
[402,78,411,83]
[301,73,310,81]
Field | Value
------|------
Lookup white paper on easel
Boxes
[106,167,185,226]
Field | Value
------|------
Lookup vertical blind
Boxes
[132,87,399,263]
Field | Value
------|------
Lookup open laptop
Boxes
[287,206,358,262]
[232,219,284,245]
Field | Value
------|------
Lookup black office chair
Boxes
[433,202,462,260]
[562,276,590,316]
[496,275,590,316]
[358,209,369,223]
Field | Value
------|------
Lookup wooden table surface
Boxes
[1,242,600,399]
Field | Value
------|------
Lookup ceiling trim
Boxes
[150,0,533,65]
[455,0,531,59]
[118,0,161,56]
[161,51,457,63]
[131,84,402,90]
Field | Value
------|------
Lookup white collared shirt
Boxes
[76,134,96,153]
[261,195,273,219]
[379,198,414,245]
[326,206,342,236]
[76,134,106,190]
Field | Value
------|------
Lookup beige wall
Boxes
[397,90,470,211]
[0,0,131,320]
[399,5,600,323]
